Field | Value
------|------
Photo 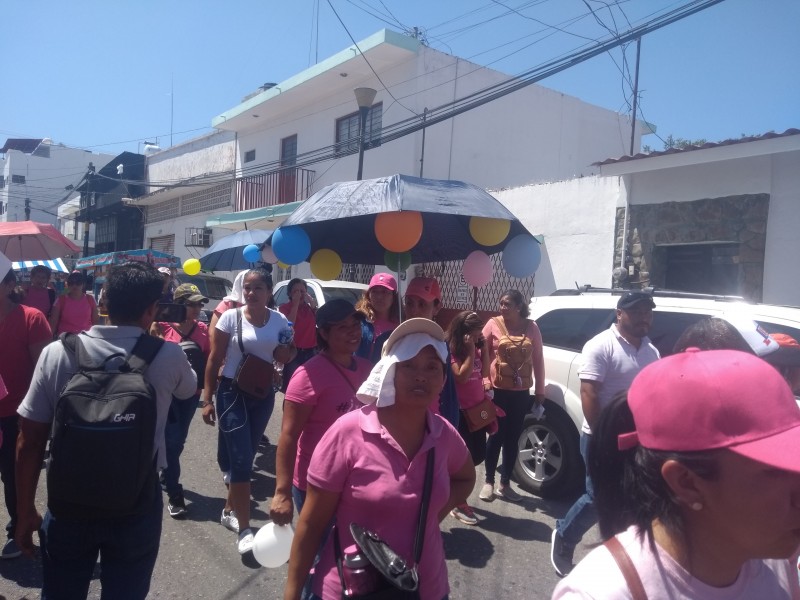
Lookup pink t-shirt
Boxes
[22,286,53,317]
[54,294,96,335]
[307,405,470,600]
[0,305,52,417]
[372,317,396,338]
[481,317,546,395]
[158,321,211,355]
[284,353,372,490]
[213,299,239,318]
[552,524,800,600]
[451,348,484,409]
[279,302,316,349]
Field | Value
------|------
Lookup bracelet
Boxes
[201,401,213,408]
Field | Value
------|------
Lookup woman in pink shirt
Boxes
[284,319,475,600]
[279,278,317,391]
[48,271,98,336]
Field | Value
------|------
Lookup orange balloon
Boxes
[374,211,423,253]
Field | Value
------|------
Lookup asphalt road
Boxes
[0,396,597,600]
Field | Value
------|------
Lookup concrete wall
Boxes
[147,131,236,190]
[763,150,800,305]
[493,176,620,296]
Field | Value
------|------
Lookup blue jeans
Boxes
[40,480,162,600]
[555,433,597,546]
[163,393,199,500]
[215,379,274,483]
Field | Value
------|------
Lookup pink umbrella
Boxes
[0,221,81,261]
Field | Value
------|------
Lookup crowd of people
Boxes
[1,256,799,600]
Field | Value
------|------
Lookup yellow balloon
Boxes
[310,249,342,281]
[469,217,511,247]
[183,258,201,276]
[276,261,289,270]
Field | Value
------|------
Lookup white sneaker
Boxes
[221,509,239,533]
[478,483,495,501]
[222,471,231,485]
[237,528,254,554]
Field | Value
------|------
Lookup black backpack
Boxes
[170,323,207,390]
[47,332,164,519]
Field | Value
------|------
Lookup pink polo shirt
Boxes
[451,348,484,409]
[284,353,372,490]
[307,404,469,600]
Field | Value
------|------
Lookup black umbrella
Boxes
[270,174,532,265]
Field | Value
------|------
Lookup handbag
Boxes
[462,396,498,432]
[232,308,274,399]
[334,450,435,599]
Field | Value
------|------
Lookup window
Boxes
[244,149,256,163]
[11,174,25,184]
[536,308,614,352]
[0,176,4,189]
[335,102,382,155]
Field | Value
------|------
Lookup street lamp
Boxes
[353,87,377,180]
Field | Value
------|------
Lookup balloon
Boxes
[276,261,289,270]
[463,250,493,287]
[310,249,342,281]
[243,244,261,263]
[469,217,511,247]
[383,250,412,272]
[272,226,311,265]
[183,258,201,276]
[501,234,542,278]
[252,522,294,568]
[374,212,423,253]
[261,245,278,264]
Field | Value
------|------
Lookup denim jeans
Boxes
[484,388,533,485]
[555,433,597,546]
[215,379,274,483]
[0,414,18,540]
[40,479,163,600]
[163,393,199,500]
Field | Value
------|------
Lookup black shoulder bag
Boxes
[334,449,435,599]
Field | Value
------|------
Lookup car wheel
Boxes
[513,401,584,499]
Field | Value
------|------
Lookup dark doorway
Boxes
[663,243,740,295]
[279,135,297,203]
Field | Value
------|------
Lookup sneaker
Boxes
[221,509,240,533]
[222,471,231,486]
[1,538,21,559]
[450,504,478,526]
[550,528,575,577]
[478,483,495,502]
[237,528,255,554]
[168,496,188,519]
[495,482,522,502]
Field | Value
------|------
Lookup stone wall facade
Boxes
[613,194,769,301]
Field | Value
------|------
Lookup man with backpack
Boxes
[15,261,197,599]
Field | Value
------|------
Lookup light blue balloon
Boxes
[501,234,541,278]
[243,244,261,263]
[272,226,311,265]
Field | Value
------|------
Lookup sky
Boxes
[2,0,798,159]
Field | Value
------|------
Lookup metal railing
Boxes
[235,166,315,212]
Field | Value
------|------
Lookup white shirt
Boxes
[216,307,289,379]
[552,525,800,600]
[578,324,660,434]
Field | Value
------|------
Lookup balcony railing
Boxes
[235,166,315,212]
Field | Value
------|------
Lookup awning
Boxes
[205,201,302,232]
[75,249,180,270]
[12,258,70,273]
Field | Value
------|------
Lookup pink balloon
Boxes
[261,245,278,264]
[463,250,493,287]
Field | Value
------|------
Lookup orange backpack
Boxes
[492,317,533,389]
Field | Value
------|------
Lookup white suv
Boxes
[515,287,800,499]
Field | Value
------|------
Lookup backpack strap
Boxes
[170,322,197,341]
[604,536,648,600]
[126,334,165,374]
[60,332,96,371]
[492,316,509,338]
[236,308,246,354]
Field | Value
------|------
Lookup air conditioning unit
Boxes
[185,227,213,248]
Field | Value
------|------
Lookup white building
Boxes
[0,138,113,235]
[133,28,646,283]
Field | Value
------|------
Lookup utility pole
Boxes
[24,198,30,220]
[83,162,95,257]
[629,38,642,156]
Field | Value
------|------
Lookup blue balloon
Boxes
[272,226,311,265]
[501,234,542,278]
[243,244,261,263]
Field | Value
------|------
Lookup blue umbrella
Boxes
[200,229,273,271]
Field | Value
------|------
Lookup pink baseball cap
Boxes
[404,277,441,303]
[369,272,397,293]
[620,348,800,473]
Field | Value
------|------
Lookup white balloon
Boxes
[261,245,279,264]
[252,522,294,568]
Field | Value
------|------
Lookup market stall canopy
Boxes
[75,249,180,270]
[0,222,81,261]
[12,258,69,273]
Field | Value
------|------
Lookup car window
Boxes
[536,308,614,352]
[322,287,364,305]
[755,321,800,343]
[272,284,289,307]
[179,275,232,300]
[647,311,710,357]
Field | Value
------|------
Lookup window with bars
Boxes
[244,149,256,163]
[150,234,175,255]
[146,183,232,223]
[335,103,382,155]
[11,174,25,184]
[95,217,116,248]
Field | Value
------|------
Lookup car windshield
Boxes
[321,286,364,305]
[179,275,232,300]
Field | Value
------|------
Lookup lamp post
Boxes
[353,87,377,180]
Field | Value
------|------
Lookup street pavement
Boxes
[0,396,597,599]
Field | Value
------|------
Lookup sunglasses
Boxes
[185,302,203,308]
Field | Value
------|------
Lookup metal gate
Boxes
[417,253,536,312]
